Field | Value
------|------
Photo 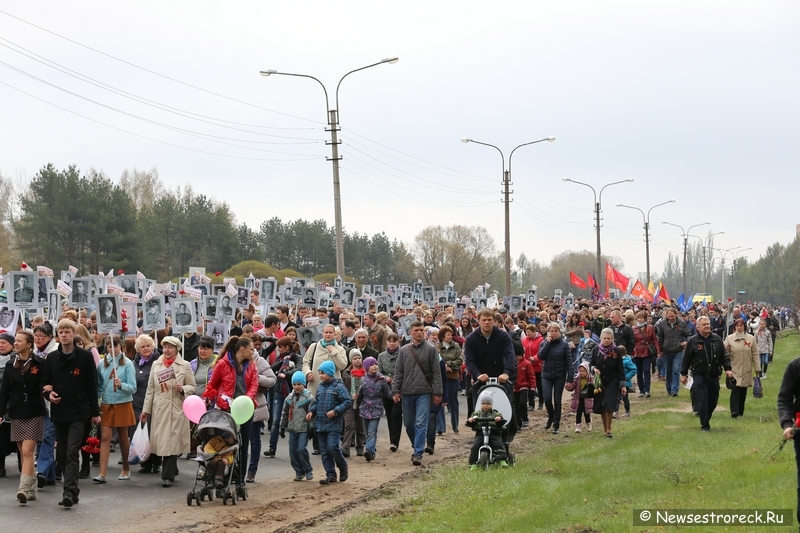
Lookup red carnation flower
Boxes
[20,263,28,269]
[215,271,222,277]
[179,290,185,295]
[118,269,124,275]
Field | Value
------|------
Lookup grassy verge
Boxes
[343,330,800,533]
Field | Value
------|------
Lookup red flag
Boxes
[569,271,587,289]
[605,262,615,291]
[657,283,671,302]
[612,267,630,292]
[587,273,598,289]
[630,280,653,302]
[605,278,610,299]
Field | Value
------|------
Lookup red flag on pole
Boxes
[569,271,587,289]
[612,267,630,292]
[587,273,598,289]
[657,283,671,302]
[605,262,615,291]
[630,280,653,302]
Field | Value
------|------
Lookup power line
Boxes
[0,80,323,162]
[0,8,322,124]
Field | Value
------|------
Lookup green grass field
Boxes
[344,331,800,533]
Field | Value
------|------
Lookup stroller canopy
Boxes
[197,409,239,437]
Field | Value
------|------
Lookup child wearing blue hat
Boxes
[305,360,352,485]
[279,371,316,481]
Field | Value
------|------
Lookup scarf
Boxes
[163,356,176,368]
[138,353,152,367]
[350,367,366,378]
[598,341,617,360]
[387,347,398,355]
[320,339,336,348]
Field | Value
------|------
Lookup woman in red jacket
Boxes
[632,310,660,398]
[522,324,545,410]
[203,335,259,485]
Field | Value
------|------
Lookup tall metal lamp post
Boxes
[661,221,711,296]
[260,57,399,278]
[461,136,555,296]
[616,199,675,286]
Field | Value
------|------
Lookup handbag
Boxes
[753,376,763,399]
[580,382,594,399]
[725,375,737,390]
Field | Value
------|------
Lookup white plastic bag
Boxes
[128,421,151,465]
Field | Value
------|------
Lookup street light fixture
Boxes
[713,246,741,303]
[616,199,675,286]
[462,136,555,296]
[563,178,634,294]
[700,231,724,292]
[260,57,399,278]
[661,221,711,296]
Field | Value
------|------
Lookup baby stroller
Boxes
[187,410,248,506]
[470,378,516,469]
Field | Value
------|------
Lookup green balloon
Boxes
[230,395,254,425]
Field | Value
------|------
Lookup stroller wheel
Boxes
[222,492,228,505]
[195,493,202,506]
[186,492,194,506]
[206,486,214,501]
[479,450,490,470]
[237,486,247,500]
[230,489,237,506]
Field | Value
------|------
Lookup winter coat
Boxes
[377,349,400,379]
[632,323,660,358]
[40,346,100,423]
[755,328,772,355]
[311,377,352,433]
[522,334,544,372]
[514,357,536,392]
[271,352,302,398]
[357,373,391,419]
[621,355,637,388]
[253,353,277,423]
[538,337,574,382]
[656,317,691,354]
[778,357,800,430]
[568,372,594,413]
[190,354,218,397]
[132,351,158,417]
[280,389,315,433]
[0,355,47,420]
[203,352,259,411]
[438,341,464,378]
[142,354,196,456]
[724,331,760,388]
[680,333,730,379]
[392,341,443,397]
[301,341,348,397]
[464,326,516,384]
[97,354,137,405]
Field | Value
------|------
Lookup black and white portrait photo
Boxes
[203,295,219,320]
[260,279,276,302]
[399,314,415,341]
[245,276,255,291]
[437,292,447,305]
[333,276,342,288]
[218,295,234,321]
[563,294,575,311]
[90,276,105,299]
[341,287,354,306]
[375,295,389,314]
[291,278,306,297]
[400,290,413,309]
[236,286,249,308]
[212,284,226,295]
[413,282,422,294]
[207,322,228,352]
[423,286,434,303]
[526,289,537,308]
[71,278,90,306]
[372,285,383,297]
[96,295,121,333]
[362,284,372,297]
[190,267,205,285]
[447,291,457,304]
[0,304,20,335]
[454,302,467,319]
[296,326,319,356]
[118,275,138,295]
[37,276,52,304]
[355,297,368,316]
[509,296,522,314]
[171,298,196,334]
[11,272,36,307]
[192,284,209,296]
[477,297,488,311]
[303,287,318,307]
[60,270,73,285]
[144,296,166,331]
[317,292,330,310]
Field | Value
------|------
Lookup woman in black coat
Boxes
[537,322,574,434]
[590,328,627,438]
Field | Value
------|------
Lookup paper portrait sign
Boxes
[260,278,277,303]
[447,291,457,304]
[245,275,256,291]
[362,284,372,297]
[211,284,226,296]
[387,284,396,295]
[374,295,390,314]
[301,286,318,307]
[454,302,467,319]
[508,295,522,314]
[143,295,166,331]
[317,291,330,310]
[206,322,228,353]
[422,286,435,303]
[120,302,137,337]
[372,284,383,296]
[96,294,122,334]
[47,290,61,322]
[333,276,343,288]
[399,290,414,310]
[399,315,415,341]
[37,275,54,306]
[355,297,369,316]
[0,304,20,335]
[477,297,488,311]
[60,270,73,285]
[203,295,220,320]
[235,286,249,308]
[563,293,575,311]
[117,275,138,295]
[436,291,447,305]
[217,293,235,322]
[526,289,538,308]
[291,278,306,298]
[344,282,355,290]
[413,282,423,294]
[171,297,197,334]
[553,289,563,306]
[340,287,355,307]
[8,271,38,310]
[189,268,206,286]
[296,326,321,356]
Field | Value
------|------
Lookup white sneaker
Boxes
[586,423,592,431]
[574,424,581,433]
[197,466,206,480]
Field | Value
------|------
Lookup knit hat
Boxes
[0,333,14,345]
[349,348,362,363]
[477,391,494,405]
[291,372,307,385]
[318,360,336,377]
[362,357,377,373]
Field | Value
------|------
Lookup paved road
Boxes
[0,392,471,532]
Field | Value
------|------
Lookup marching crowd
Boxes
[0,286,791,508]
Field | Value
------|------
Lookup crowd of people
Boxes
[0,281,792,508]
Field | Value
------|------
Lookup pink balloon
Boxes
[182,395,206,424]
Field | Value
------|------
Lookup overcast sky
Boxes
[1,2,798,284]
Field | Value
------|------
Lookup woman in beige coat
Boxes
[724,319,760,419]
[140,336,196,487]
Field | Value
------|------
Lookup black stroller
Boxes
[187,410,248,506]
[470,378,516,468]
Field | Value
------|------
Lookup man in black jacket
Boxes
[41,319,101,508]
[777,354,800,525]
[610,310,635,354]
[680,316,733,432]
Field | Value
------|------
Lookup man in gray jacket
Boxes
[392,321,443,466]
[656,307,691,397]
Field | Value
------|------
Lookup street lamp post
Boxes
[616,199,675,286]
[713,246,741,303]
[662,221,711,297]
[563,178,634,293]
[461,137,556,296]
[732,248,752,299]
[260,57,399,278]
[701,231,724,292]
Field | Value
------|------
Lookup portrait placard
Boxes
[189,268,206,286]
[344,282,356,290]
[340,287,355,307]
[37,276,53,305]
[260,278,277,303]
[399,314,415,341]
[47,290,61,322]
[96,294,122,334]
[0,304,20,335]
[422,286,435,303]
[296,326,320,356]
[171,297,197,334]
[8,271,38,310]
[206,322,228,353]
[203,295,219,320]
[477,297,488,311]
[333,276,343,288]
[374,295,389,314]
[291,278,306,298]
[120,302,137,337]
[387,284,396,295]
[372,285,384,297]
[317,292,330,310]
[447,291,457,304]
[143,295,166,331]
[362,284,372,297]
[60,270,73,284]
[526,289,537,308]
[118,275,138,295]
[454,302,467,319]
[217,293,235,321]
[235,286,249,308]
[400,290,414,310]
[509,295,522,314]
[212,284,226,295]
[355,297,369,316]
[191,284,209,297]
[301,286,318,307]
[436,291,447,305]
[563,293,575,311]
[413,282,422,294]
